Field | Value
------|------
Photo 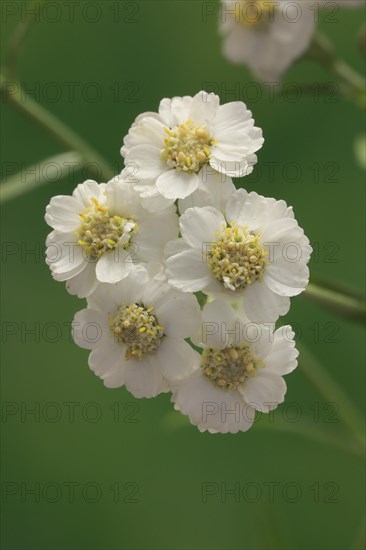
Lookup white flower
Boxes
[45,176,179,298]
[219,0,363,82]
[72,270,202,398]
[171,299,299,434]
[121,90,263,204]
[165,189,312,323]
[178,166,236,215]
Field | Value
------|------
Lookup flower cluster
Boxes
[45,91,312,433]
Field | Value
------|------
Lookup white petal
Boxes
[189,91,220,125]
[210,154,257,178]
[88,344,125,377]
[226,189,294,229]
[95,249,136,284]
[140,192,175,213]
[172,372,255,433]
[66,261,98,298]
[72,180,106,207]
[155,293,201,339]
[179,206,226,249]
[156,170,199,200]
[103,368,127,389]
[166,246,212,292]
[157,338,201,382]
[260,325,299,376]
[159,96,193,127]
[243,281,291,323]
[135,211,179,262]
[122,116,165,154]
[45,195,81,232]
[48,238,87,281]
[213,102,263,156]
[125,144,166,179]
[73,309,111,350]
[178,167,235,214]
[88,269,147,311]
[105,176,140,218]
[124,356,168,398]
[199,299,239,349]
[239,372,287,413]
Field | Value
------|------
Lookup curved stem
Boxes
[4,0,47,81]
[307,32,366,107]
[0,152,83,203]
[0,73,115,182]
[304,282,366,324]
[255,416,363,459]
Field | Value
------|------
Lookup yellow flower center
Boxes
[206,222,268,291]
[109,303,165,361]
[202,345,265,391]
[161,119,215,174]
[75,197,137,260]
[235,0,276,29]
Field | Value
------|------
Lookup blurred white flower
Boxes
[72,270,201,397]
[121,90,263,205]
[172,299,299,433]
[219,0,363,82]
[165,189,312,323]
[45,177,178,298]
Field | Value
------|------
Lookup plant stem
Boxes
[0,73,115,182]
[304,282,366,324]
[0,152,83,203]
[298,343,365,453]
[307,32,366,107]
[4,0,47,81]
[255,415,363,459]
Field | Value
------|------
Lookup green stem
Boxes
[255,416,363,459]
[0,152,83,203]
[0,73,115,182]
[307,32,366,107]
[310,275,364,302]
[4,0,47,81]
[298,343,365,453]
[304,282,366,324]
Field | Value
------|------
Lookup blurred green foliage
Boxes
[1,1,365,549]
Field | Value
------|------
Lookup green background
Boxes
[1,1,365,549]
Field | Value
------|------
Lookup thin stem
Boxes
[162,409,363,458]
[307,32,365,107]
[304,282,366,324]
[0,152,83,203]
[4,0,47,81]
[0,73,115,182]
[297,343,365,453]
[310,275,365,302]
[255,416,363,459]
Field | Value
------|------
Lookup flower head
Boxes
[165,189,312,323]
[220,0,363,82]
[121,91,263,205]
[72,270,202,397]
[45,177,179,297]
[171,300,299,433]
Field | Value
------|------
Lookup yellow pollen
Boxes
[202,345,264,391]
[161,119,215,174]
[109,303,165,361]
[74,197,137,260]
[206,222,268,291]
